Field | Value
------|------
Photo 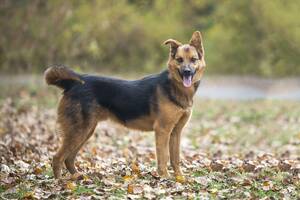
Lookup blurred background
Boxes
[1,2,300,198]
[0,0,300,99]
[1,0,300,75]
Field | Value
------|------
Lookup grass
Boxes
[111,188,127,198]
[74,185,94,195]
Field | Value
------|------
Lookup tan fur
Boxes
[169,110,191,175]
[125,115,155,131]
[190,31,205,56]
[45,65,84,88]
[52,96,99,178]
[153,87,191,177]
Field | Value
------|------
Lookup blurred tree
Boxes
[0,0,299,76]
[205,0,300,76]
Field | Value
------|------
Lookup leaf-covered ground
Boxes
[0,97,300,199]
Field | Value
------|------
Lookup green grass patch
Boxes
[74,185,94,195]
[0,185,6,193]
[192,168,210,177]
[111,188,126,198]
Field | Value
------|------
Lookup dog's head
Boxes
[164,31,206,88]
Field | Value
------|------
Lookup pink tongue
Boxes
[183,75,192,87]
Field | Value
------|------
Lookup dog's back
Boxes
[45,66,171,123]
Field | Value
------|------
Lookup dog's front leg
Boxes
[154,123,173,178]
[169,111,191,176]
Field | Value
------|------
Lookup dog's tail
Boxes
[44,65,84,91]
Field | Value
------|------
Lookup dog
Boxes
[45,31,205,179]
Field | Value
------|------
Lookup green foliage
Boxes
[206,0,300,76]
[0,0,299,76]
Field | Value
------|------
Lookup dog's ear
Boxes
[189,31,204,57]
[164,39,182,58]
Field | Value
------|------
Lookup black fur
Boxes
[62,70,200,123]
[64,71,164,122]
[58,80,82,91]
[160,77,184,108]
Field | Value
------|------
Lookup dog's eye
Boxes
[176,57,183,63]
[191,57,198,63]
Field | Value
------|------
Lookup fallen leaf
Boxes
[92,147,97,155]
[262,181,273,191]
[123,175,134,182]
[70,173,84,181]
[127,184,134,194]
[66,181,76,191]
[34,166,43,175]
[209,188,218,194]
[127,184,143,194]
[210,160,224,171]
[23,191,34,199]
[278,160,292,172]
[175,175,186,184]
[131,162,140,175]
[242,160,256,172]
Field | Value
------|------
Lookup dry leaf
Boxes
[127,184,134,194]
[127,184,143,194]
[210,160,224,171]
[34,166,43,175]
[262,181,273,191]
[23,191,34,199]
[71,173,84,181]
[278,160,292,172]
[66,181,76,191]
[242,161,256,172]
[175,175,186,184]
[131,162,140,175]
[123,175,134,182]
[92,147,97,155]
[209,188,218,194]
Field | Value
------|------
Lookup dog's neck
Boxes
[168,75,200,109]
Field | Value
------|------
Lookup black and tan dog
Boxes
[45,31,206,179]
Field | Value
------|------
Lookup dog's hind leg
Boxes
[52,138,73,179]
[52,96,98,179]
[53,119,97,179]
[64,124,97,175]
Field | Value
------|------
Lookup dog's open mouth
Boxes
[178,68,194,88]
[182,75,193,88]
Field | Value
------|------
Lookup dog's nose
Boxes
[182,68,193,76]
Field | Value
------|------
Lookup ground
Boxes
[0,89,300,199]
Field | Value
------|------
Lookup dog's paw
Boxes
[157,169,170,179]
[174,168,183,176]
[70,172,84,181]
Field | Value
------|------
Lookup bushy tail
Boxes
[44,65,84,90]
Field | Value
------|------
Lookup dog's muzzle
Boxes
[180,67,195,88]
